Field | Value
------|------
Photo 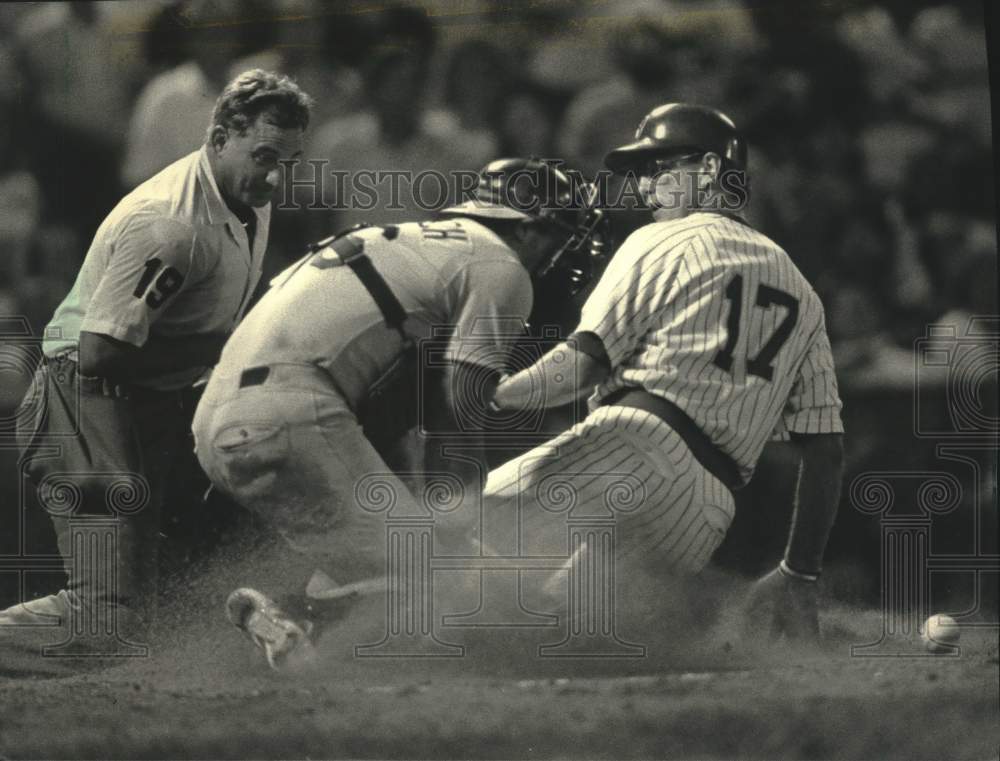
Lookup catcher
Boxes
[191,158,607,668]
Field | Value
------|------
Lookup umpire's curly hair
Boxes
[208,69,313,140]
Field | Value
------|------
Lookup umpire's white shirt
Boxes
[44,146,268,390]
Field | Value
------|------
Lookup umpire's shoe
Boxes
[0,590,80,626]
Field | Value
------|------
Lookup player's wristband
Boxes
[778,559,820,582]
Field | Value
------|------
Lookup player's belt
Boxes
[600,387,742,491]
[237,362,335,393]
[41,353,197,407]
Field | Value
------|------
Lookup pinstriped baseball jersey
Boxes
[576,211,843,486]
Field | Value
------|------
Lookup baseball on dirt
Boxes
[921,614,960,653]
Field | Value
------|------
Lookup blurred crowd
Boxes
[0,0,994,376]
[0,0,993,600]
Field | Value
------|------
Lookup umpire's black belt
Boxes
[600,387,742,491]
[42,353,199,407]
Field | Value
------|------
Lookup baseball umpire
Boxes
[1,70,313,645]
[192,158,607,668]
[487,104,845,638]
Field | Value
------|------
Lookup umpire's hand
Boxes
[741,562,820,642]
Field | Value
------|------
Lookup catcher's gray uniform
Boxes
[193,219,531,582]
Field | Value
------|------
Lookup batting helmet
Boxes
[604,103,747,174]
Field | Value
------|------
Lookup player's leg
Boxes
[121,388,196,633]
[196,380,420,666]
[1,356,167,645]
[610,408,735,574]
[1,359,74,627]
[479,408,650,616]
[482,406,735,594]
[484,407,698,557]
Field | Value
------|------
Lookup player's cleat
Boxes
[0,590,80,627]
[225,588,315,670]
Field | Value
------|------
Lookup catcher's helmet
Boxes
[441,158,589,226]
[604,103,747,174]
[441,157,609,292]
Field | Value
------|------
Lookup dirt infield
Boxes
[1,539,997,760]
[1,631,996,759]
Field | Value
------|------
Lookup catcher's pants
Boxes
[192,363,409,583]
[483,406,735,574]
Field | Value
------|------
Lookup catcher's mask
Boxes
[441,157,611,296]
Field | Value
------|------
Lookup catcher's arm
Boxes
[420,360,498,492]
[743,433,843,639]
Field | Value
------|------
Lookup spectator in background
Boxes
[557,3,751,245]
[737,12,874,283]
[557,12,678,175]
[140,1,190,74]
[12,3,153,242]
[121,0,274,189]
[254,1,368,268]
[432,38,511,163]
[901,130,997,323]
[0,44,39,300]
[557,0,758,174]
[497,82,564,159]
[907,4,992,147]
[0,44,77,339]
[554,11,681,248]
[13,2,147,157]
[517,1,617,96]
[306,5,486,234]
[263,1,364,128]
[834,3,930,108]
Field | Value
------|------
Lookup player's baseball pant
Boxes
[482,405,735,574]
[192,363,411,584]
